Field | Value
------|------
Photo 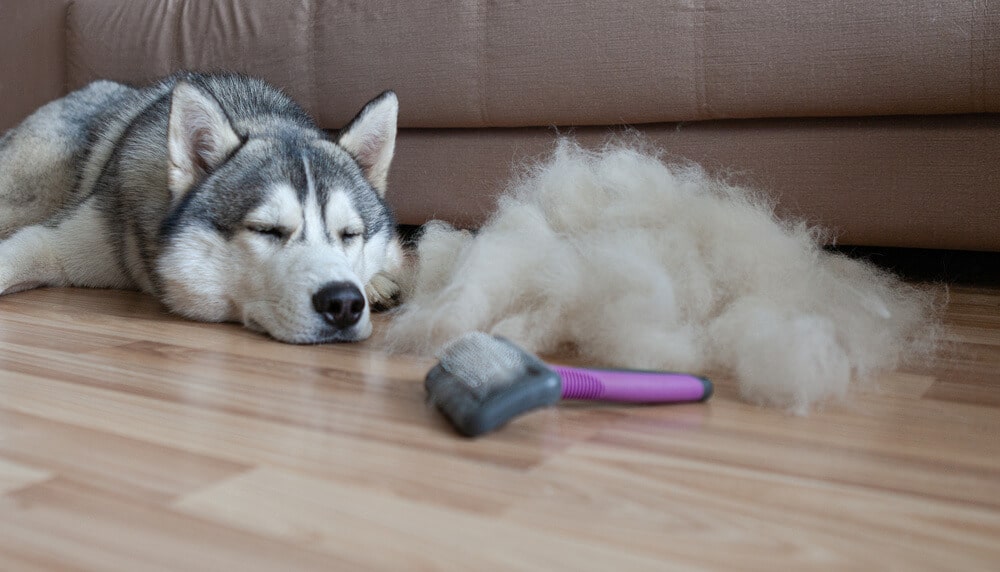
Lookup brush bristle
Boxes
[426,332,563,437]
[435,332,531,399]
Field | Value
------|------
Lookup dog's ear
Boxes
[337,91,398,197]
[167,81,242,202]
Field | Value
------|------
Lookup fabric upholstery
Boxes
[0,1,997,250]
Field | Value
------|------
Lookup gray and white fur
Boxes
[0,72,404,343]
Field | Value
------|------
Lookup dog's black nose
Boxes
[312,282,366,329]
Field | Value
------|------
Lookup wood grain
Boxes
[0,284,998,570]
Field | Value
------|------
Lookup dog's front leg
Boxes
[365,237,411,309]
[0,200,131,295]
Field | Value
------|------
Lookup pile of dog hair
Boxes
[387,138,940,413]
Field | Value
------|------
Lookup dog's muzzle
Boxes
[312,281,366,329]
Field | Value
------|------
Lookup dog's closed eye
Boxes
[339,228,362,244]
[246,223,291,241]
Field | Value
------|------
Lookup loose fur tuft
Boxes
[387,138,941,412]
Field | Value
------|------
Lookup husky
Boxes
[0,72,404,343]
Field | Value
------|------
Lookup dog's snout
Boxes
[312,282,366,329]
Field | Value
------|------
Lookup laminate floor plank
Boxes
[0,285,997,570]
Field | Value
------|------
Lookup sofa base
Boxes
[390,113,999,251]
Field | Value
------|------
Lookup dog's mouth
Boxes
[243,316,267,334]
[241,300,372,344]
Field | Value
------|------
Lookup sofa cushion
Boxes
[67,0,1000,129]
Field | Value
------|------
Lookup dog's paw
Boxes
[366,272,401,311]
[0,250,45,296]
[0,249,14,296]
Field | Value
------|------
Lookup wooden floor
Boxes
[0,284,998,571]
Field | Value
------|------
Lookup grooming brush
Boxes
[425,332,712,437]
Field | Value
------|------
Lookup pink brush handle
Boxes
[553,365,712,403]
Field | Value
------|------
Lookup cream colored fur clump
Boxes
[387,139,938,412]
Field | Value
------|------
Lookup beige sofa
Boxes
[3,1,998,251]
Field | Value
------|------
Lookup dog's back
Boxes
[0,80,139,238]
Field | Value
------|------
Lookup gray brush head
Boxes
[425,332,562,437]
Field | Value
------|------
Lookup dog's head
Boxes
[157,80,400,343]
